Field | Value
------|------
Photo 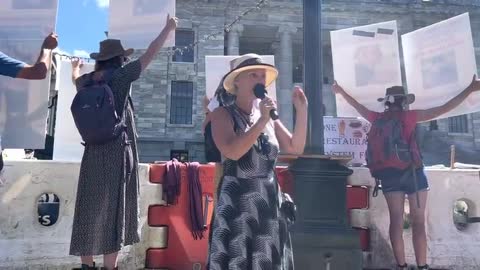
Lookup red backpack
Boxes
[366,113,422,177]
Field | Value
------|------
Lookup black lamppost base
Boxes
[293,230,363,270]
[289,156,363,270]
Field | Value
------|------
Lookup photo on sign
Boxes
[354,44,399,87]
[12,0,56,9]
[421,50,459,89]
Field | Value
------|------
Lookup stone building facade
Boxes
[130,0,480,164]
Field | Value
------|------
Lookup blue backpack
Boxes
[71,70,128,145]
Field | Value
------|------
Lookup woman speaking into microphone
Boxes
[207,53,308,270]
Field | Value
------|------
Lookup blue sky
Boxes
[55,0,109,58]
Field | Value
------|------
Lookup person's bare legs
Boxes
[384,192,407,266]
[80,256,94,267]
[104,252,119,270]
[408,190,428,267]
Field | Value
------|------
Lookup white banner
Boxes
[109,0,176,49]
[52,59,94,162]
[402,13,478,119]
[323,117,371,166]
[0,0,58,148]
[205,55,277,101]
[331,21,402,117]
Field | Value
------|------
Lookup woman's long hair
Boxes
[94,56,124,71]
[214,76,235,107]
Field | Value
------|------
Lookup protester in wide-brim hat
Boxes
[333,75,480,270]
[207,53,308,269]
[377,86,415,105]
[69,15,178,270]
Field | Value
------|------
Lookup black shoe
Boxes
[396,264,408,270]
[417,265,429,270]
[72,262,97,270]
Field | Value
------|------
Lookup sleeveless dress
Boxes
[207,104,294,270]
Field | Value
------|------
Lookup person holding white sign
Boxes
[207,54,307,269]
[0,33,58,171]
[333,76,480,270]
[0,33,58,80]
[69,15,178,270]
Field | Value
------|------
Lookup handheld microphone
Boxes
[253,83,279,120]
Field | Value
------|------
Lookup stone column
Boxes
[276,25,297,130]
[227,24,244,55]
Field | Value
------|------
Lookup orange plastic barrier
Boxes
[145,163,371,268]
[146,164,214,269]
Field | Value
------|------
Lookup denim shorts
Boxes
[375,168,429,195]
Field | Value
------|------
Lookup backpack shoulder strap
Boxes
[128,95,134,111]
[119,95,130,123]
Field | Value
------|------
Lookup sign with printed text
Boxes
[323,117,371,166]
[331,21,402,117]
[402,13,479,119]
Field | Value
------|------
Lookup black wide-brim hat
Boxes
[377,86,415,104]
[90,39,134,61]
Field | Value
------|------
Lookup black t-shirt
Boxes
[204,122,221,163]
[0,151,3,172]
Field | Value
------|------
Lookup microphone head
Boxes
[253,84,267,99]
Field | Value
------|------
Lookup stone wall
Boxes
[132,0,480,162]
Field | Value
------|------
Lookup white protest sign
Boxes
[323,117,370,166]
[331,21,402,117]
[109,0,175,49]
[52,59,94,161]
[205,55,277,100]
[0,0,58,148]
[402,13,478,119]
